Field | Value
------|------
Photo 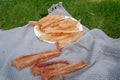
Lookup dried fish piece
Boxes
[31,61,69,76]
[58,31,84,48]
[37,14,63,31]
[40,31,84,48]
[41,61,88,80]
[12,50,60,70]
[28,21,37,26]
[44,18,79,34]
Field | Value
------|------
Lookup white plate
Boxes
[34,15,83,43]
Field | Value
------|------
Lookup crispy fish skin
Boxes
[12,50,60,70]
[31,61,69,76]
[41,61,88,80]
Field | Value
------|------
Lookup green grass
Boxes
[0,0,120,38]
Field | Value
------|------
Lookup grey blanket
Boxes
[0,2,120,80]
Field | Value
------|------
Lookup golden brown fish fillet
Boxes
[31,61,69,76]
[41,61,88,80]
[12,50,60,70]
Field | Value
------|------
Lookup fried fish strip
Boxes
[41,61,88,80]
[12,50,60,70]
[31,61,69,76]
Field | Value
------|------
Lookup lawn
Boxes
[0,0,120,38]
